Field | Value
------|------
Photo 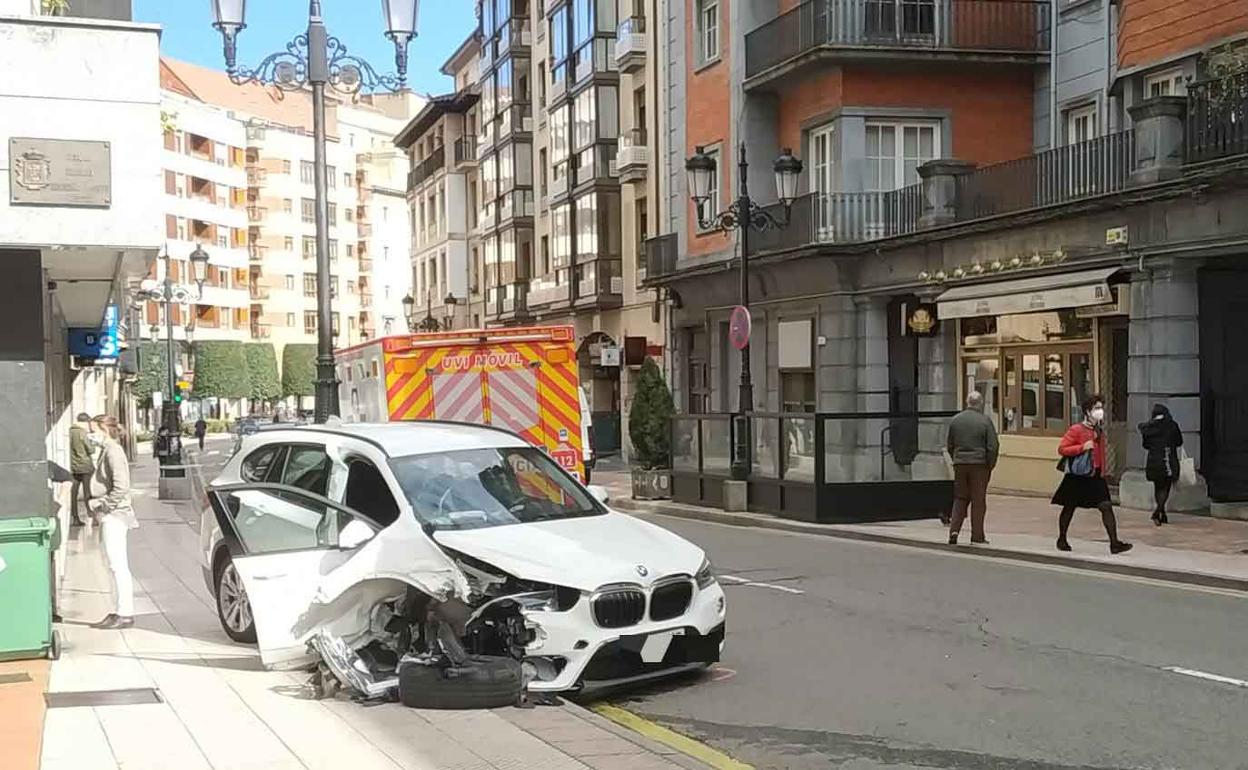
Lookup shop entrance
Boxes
[578,331,621,456]
[1200,268,1248,502]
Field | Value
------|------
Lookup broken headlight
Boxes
[514,587,581,612]
[695,558,716,589]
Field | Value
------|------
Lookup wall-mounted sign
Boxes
[599,346,621,367]
[9,138,112,207]
[67,304,120,365]
[905,303,940,337]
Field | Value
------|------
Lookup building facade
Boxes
[647,0,1248,516]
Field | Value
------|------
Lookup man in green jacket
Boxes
[69,412,95,527]
[945,391,999,545]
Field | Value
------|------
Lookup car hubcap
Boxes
[219,563,252,633]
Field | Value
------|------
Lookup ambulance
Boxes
[335,326,595,482]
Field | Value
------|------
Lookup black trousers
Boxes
[70,471,92,518]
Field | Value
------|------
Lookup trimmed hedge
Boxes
[244,343,282,403]
[191,341,250,400]
[281,343,317,398]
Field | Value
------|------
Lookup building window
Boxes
[344,172,353,188]
[327,166,337,189]
[284,236,294,251]
[301,198,315,224]
[303,311,317,333]
[286,312,295,327]
[302,236,316,258]
[345,207,354,222]
[698,147,720,226]
[810,123,838,238]
[1064,103,1098,145]
[284,274,295,290]
[864,121,938,191]
[347,244,354,258]
[283,199,293,214]
[282,160,292,174]
[303,273,317,298]
[300,160,315,184]
[329,240,338,260]
[697,0,719,65]
[328,203,337,224]
[1146,68,1186,97]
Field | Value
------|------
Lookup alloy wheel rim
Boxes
[219,563,252,633]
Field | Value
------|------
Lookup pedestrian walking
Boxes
[68,412,95,527]
[86,415,138,629]
[1139,403,1183,526]
[1053,395,1133,554]
[194,417,208,450]
[945,390,999,545]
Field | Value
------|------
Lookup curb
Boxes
[559,700,731,770]
[613,498,1248,593]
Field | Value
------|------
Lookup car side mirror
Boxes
[587,484,610,505]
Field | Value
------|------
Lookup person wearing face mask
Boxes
[86,415,137,629]
[1139,403,1183,525]
[1052,395,1132,554]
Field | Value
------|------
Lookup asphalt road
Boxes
[603,513,1248,770]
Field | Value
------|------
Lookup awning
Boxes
[935,267,1120,320]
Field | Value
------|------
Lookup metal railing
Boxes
[407,146,445,189]
[643,233,677,281]
[746,0,1051,79]
[955,130,1134,219]
[454,135,478,165]
[1185,69,1248,163]
[812,186,925,243]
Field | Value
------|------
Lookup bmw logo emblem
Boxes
[636,565,649,577]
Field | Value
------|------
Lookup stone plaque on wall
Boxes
[9,138,111,207]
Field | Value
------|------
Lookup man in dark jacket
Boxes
[69,412,95,526]
[194,417,208,450]
[945,391,1000,545]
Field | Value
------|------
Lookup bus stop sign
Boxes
[728,306,751,351]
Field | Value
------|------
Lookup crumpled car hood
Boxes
[432,511,705,591]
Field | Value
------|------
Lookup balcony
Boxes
[498,102,534,139]
[495,17,532,59]
[526,277,570,308]
[1185,70,1248,163]
[615,16,647,74]
[408,146,446,189]
[358,223,374,238]
[249,283,270,300]
[359,257,373,272]
[247,206,266,223]
[571,38,617,88]
[498,189,536,222]
[642,233,677,285]
[574,259,624,309]
[615,128,649,184]
[549,172,569,202]
[249,324,272,339]
[744,0,1051,88]
[454,135,478,166]
[549,73,568,105]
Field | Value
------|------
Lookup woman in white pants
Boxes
[88,415,137,630]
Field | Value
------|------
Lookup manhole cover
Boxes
[45,688,162,708]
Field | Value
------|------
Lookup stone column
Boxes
[1128,96,1187,186]
[917,159,977,227]
[915,290,958,480]
[0,250,51,521]
[1119,258,1208,512]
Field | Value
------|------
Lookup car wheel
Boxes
[398,655,523,710]
[215,556,256,644]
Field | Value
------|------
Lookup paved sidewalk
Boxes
[41,456,711,770]
[594,467,1248,591]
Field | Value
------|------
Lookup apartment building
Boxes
[646,0,1248,515]
[155,60,419,399]
[455,0,666,457]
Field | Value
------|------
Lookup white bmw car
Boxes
[199,421,725,704]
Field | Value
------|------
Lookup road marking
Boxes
[720,574,805,595]
[1165,667,1248,688]
[592,703,754,770]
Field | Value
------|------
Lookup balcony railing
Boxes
[643,233,677,282]
[955,130,1134,219]
[408,146,445,189]
[745,0,1051,80]
[615,128,649,181]
[498,189,536,221]
[812,186,925,243]
[615,16,647,72]
[454,135,478,165]
[1185,69,1248,163]
[575,259,624,301]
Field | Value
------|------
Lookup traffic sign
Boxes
[728,305,752,351]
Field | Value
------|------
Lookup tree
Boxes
[130,342,167,408]
[281,344,317,407]
[628,358,675,469]
[244,343,282,406]
[191,341,250,400]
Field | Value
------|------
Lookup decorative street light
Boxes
[687,142,803,481]
[135,244,211,468]
[211,0,420,424]
[443,292,458,331]
[401,293,415,330]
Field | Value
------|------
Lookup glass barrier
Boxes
[782,414,817,482]
[672,417,699,472]
[701,418,732,475]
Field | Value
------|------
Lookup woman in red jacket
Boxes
[1052,394,1133,554]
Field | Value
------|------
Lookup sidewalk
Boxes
[594,467,1248,591]
[34,455,715,770]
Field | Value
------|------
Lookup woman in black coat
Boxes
[1139,403,1183,525]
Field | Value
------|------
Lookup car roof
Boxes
[245,420,530,458]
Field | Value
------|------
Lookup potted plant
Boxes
[628,358,674,500]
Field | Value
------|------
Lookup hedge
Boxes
[191,341,250,400]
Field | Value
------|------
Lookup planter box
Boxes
[631,468,671,500]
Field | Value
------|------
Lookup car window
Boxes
[389,447,602,531]
[218,487,374,554]
[343,459,401,528]
[281,445,332,496]
[240,445,281,483]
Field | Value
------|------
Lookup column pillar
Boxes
[1119,258,1208,512]
[0,250,51,520]
[1128,96,1187,186]
[917,159,977,227]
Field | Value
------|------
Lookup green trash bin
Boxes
[0,517,60,661]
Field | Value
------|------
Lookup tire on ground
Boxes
[215,555,257,644]
[398,655,523,710]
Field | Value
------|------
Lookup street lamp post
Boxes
[210,0,420,424]
[136,245,210,465]
[687,142,803,481]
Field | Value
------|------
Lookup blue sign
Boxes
[68,304,120,364]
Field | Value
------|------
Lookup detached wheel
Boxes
[215,555,256,644]
[398,655,523,710]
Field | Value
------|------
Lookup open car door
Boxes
[207,483,382,669]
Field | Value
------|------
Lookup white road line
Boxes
[719,574,805,594]
[1165,667,1248,688]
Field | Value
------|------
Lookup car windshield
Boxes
[389,447,602,531]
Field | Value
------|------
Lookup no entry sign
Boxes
[729,305,751,351]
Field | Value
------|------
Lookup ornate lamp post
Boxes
[135,244,210,464]
[687,143,803,481]
[210,0,420,424]
[443,292,458,331]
